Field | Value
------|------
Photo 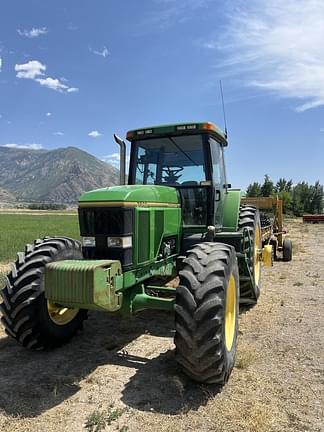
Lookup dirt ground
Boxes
[0,219,323,432]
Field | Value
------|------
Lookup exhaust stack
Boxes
[113,134,126,185]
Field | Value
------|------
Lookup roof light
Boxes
[202,122,217,131]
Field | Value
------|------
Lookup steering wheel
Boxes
[162,166,184,183]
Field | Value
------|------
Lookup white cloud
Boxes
[36,77,69,92]
[53,131,64,136]
[46,112,52,116]
[66,87,79,93]
[1,143,43,150]
[206,0,324,112]
[141,0,212,31]
[15,60,46,79]
[102,153,130,169]
[88,130,103,138]
[89,46,110,58]
[102,152,120,165]
[17,27,48,38]
[15,60,78,93]
[0,56,2,72]
[320,128,324,133]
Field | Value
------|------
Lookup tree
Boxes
[260,174,274,197]
[246,182,262,197]
[275,178,293,193]
[245,176,323,216]
[309,181,323,214]
[275,191,292,213]
[292,182,310,216]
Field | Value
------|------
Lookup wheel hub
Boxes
[254,226,261,286]
[47,301,79,325]
[225,274,236,351]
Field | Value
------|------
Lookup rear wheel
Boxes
[282,239,292,262]
[238,205,262,302]
[174,242,239,385]
[0,237,87,349]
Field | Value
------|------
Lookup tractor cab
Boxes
[125,122,229,230]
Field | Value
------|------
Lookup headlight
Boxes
[82,236,96,247]
[107,236,132,248]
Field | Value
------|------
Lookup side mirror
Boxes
[113,134,126,185]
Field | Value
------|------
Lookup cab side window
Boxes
[209,138,225,187]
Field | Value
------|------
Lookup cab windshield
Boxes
[131,135,207,186]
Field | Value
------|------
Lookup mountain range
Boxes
[0,146,119,203]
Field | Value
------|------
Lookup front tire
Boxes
[0,237,87,349]
[175,242,239,385]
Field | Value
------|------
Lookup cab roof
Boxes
[126,121,228,146]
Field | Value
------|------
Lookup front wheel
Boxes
[0,237,87,349]
[174,242,239,385]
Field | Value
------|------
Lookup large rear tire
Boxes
[0,237,87,349]
[174,242,239,385]
[238,205,262,302]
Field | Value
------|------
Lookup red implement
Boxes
[303,214,324,223]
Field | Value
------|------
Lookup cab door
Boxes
[209,137,227,230]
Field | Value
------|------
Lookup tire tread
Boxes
[175,242,239,384]
[0,237,87,349]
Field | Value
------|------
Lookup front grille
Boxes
[78,207,134,268]
[79,207,133,236]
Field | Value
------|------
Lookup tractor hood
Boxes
[79,185,180,207]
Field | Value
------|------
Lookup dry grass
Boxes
[235,348,257,369]
[0,209,77,215]
[0,264,10,289]
[0,263,10,274]
[0,220,323,432]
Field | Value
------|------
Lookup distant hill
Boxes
[0,187,16,203]
[0,146,119,203]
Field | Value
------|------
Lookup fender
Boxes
[222,189,241,232]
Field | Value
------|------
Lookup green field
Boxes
[0,213,80,263]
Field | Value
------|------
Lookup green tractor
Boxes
[0,121,271,385]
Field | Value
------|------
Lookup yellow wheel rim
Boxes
[47,301,79,326]
[254,224,261,286]
[225,274,236,352]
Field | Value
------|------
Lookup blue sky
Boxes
[0,0,323,190]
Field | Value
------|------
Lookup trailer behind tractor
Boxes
[1,121,282,385]
[241,196,293,262]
